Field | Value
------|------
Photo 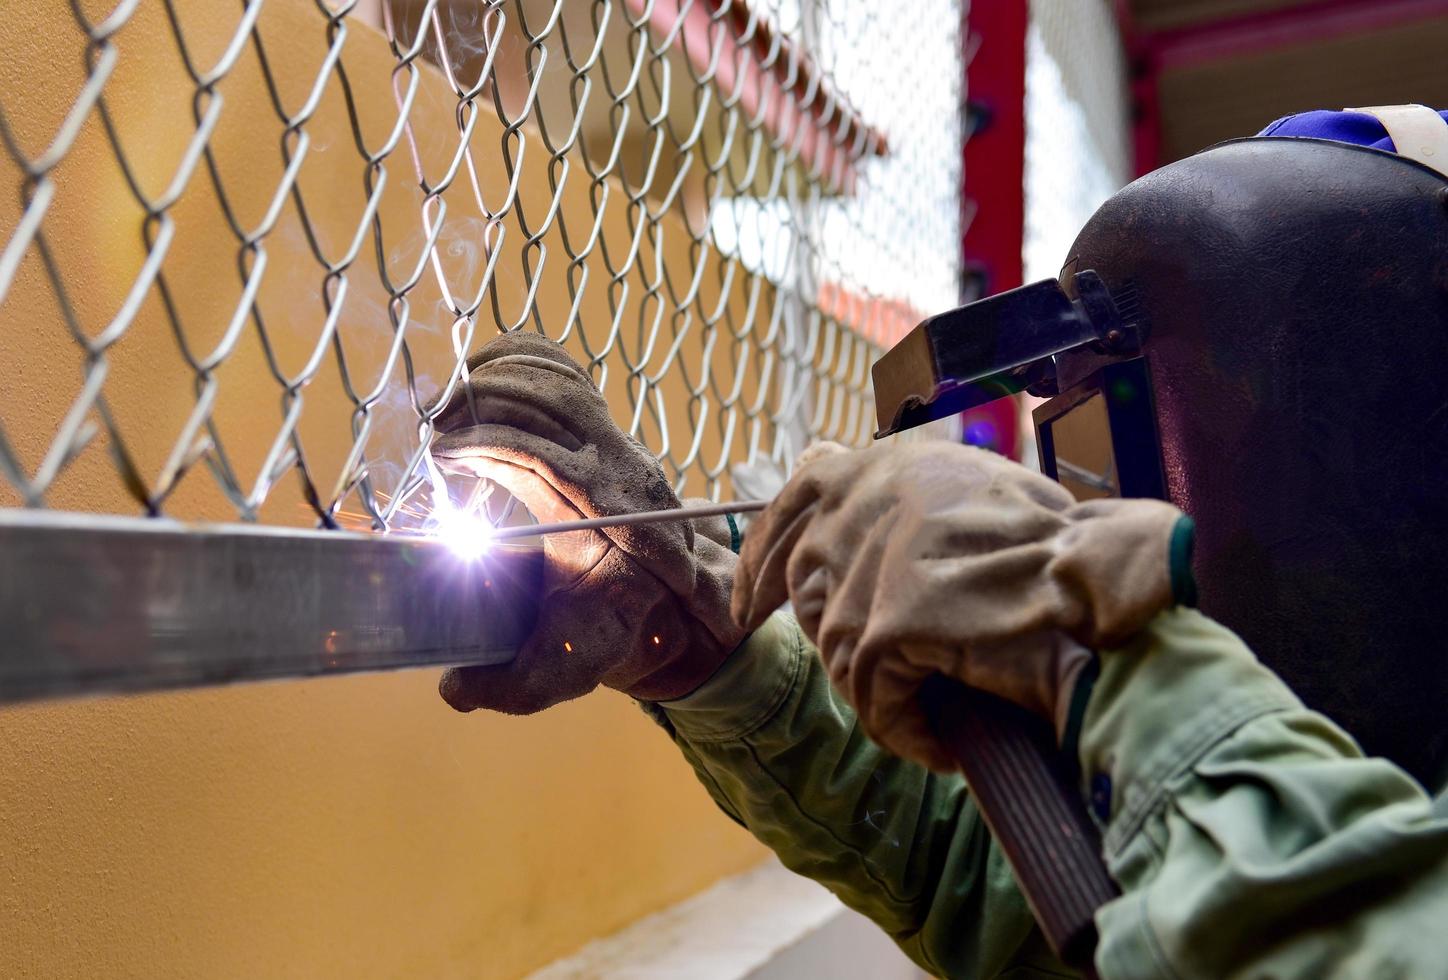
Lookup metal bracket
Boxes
[871,271,1143,437]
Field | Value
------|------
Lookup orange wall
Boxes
[0,3,767,977]
[1,677,764,978]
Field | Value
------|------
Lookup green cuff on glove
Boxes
[1169,515,1197,607]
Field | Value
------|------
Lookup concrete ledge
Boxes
[527,860,923,980]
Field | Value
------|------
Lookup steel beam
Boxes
[0,510,542,704]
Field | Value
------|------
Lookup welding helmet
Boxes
[874,106,1448,787]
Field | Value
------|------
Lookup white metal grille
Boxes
[0,0,965,535]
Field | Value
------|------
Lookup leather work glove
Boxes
[430,332,744,713]
[731,441,1190,772]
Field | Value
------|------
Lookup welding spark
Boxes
[419,451,500,559]
[434,504,495,559]
[320,460,505,560]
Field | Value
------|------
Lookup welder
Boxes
[430,107,1448,978]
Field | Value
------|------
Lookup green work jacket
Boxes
[643,608,1448,978]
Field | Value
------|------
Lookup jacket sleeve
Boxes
[1080,607,1448,979]
[646,612,1074,979]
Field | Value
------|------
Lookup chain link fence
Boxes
[1024,0,1128,283]
[1,0,966,538]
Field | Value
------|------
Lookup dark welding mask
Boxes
[874,120,1448,788]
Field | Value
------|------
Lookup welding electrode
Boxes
[485,499,769,542]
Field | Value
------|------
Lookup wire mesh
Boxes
[1023,0,1128,282]
[0,0,966,535]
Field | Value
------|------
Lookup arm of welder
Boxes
[1083,607,1448,979]
[641,612,1074,980]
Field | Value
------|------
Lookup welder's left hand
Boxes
[732,441,1191,772]
[429,332,744,714]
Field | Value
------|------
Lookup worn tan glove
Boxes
[731,441,1189,771]
[430,332,744,713]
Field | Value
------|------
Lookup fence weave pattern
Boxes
[0,0,965,533]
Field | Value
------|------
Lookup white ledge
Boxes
[527,860,922,980]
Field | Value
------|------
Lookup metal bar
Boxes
[488,500,769,542]
[1054,458,1115,494]
[0,510,543,705]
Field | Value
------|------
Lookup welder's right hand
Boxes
[429,332,745,714]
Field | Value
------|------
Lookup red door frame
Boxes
[956,1,1029,459]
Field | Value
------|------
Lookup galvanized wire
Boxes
[0,0,966,532]
[1023,0,1129,282]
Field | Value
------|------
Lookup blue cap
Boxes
[1256,108,1448,153]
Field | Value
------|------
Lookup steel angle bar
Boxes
[0,509,542,705]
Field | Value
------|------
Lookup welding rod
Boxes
[486,499,770,542]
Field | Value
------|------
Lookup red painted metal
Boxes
[1149,0,1448,73]
[960,0,1028,298]
[1113,0,1162,176]
[1128,65,1162,177]
[958,0,1028,460]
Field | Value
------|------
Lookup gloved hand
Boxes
[731,441,1189,771]
[430,332,744,713]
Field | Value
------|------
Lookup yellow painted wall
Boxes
[0,3,768,976]
[1,676,765,978]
